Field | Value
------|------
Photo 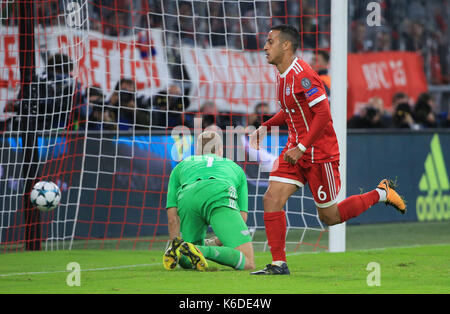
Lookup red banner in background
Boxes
[0,27,169,121]
[347,51,428,119]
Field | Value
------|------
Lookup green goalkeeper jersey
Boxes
[166,154,248,213]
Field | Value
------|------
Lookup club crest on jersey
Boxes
[285,85,291,96]
[301,78,312,89]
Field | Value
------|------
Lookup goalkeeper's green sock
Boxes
[196,246,246,270]
[178,255,193,269]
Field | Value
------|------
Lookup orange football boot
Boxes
[377,179,407,214]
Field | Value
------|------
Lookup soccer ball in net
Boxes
[30,181,61,211]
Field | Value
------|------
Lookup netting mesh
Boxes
[0,0,331,252]
[1,0,88,251]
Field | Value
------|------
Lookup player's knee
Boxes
[263,190,285,209]
[317,204,341,226]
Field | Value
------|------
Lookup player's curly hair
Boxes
[270,24,300,52]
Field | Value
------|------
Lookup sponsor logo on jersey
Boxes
[285,85,291,96]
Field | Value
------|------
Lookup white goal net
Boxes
[0,0,334,252]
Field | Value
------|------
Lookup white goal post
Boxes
[328,0,348,253]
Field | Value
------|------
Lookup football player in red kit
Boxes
[249,24,406,275]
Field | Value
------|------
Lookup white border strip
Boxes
[308,94,327,107]
[269,176,304,187]
[0,263,158,277]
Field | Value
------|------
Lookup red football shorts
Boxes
[269,145,341,208]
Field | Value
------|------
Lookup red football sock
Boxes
[337,190,380,222]
[264,211,287,262]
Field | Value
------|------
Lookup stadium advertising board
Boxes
[1,131,449,244]
[81,131,450,227]
[347,132,450,224]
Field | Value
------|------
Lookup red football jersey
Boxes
[275,57,340,163]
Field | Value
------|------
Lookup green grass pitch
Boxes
[1,221,450,294]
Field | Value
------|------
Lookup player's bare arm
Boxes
[249,110,285,150]
[248,126,267,150]
[240,211,248,222]
[167,207,180,240]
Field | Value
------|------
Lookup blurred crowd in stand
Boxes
[350,0,449,85]
[348,92,450,129]
[1,0,449,132]
[90,0,450,131]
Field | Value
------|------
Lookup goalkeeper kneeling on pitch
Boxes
[163,131,255,271]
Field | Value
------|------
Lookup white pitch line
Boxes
[1,243,448,278]
[0,263,160,278]
[0,254,274,278]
